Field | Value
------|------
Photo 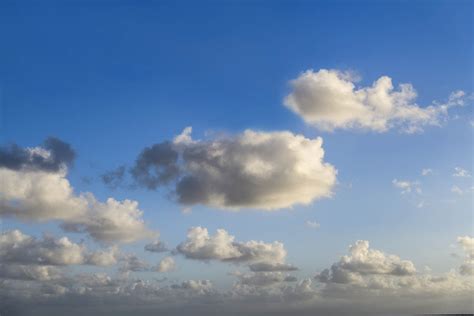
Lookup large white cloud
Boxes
[129,127,337,210]
[284,69,466,132]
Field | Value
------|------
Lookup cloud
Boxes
[101,165,126,189]
[156,257,176,272]
[457,236,474,276]
[392,179,421,194]
[305,220,320,229]
[126,127,337,210]
[316,240,416,284]
[145,240,168,253]
[0,137,75,172]
[248,262,298,272]
[177,227,288,266]
[0,230,120,267]
[421,168,433,176]
[232,271,297,287]
[284,69,466,132]
[453,167,471,178]
[451,185,463,195]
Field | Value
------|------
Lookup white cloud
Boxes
[421,168,433,176]
[453,167,471,178]
[177,227,287,265]
[284,69,466,132]
[131,127,337,210]
[0,230,120,267]
[0,168,155,243]
[156,257,176,272]
[392,179,421,194]
[316,240,416,285]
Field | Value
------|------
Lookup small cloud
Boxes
[453,167,471,178]
[392,179,421,195]
[305,220,320,229]
[451,185,463,195]
[421,168,433,176]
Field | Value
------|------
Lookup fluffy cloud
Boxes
[127,127,336,210]
[176,227,288,266]
[0,230,119,267]
[453,167,471,178]
[284,69,466,132]
[0,140,155,244]
[316,240,416,284]
[156,257,176,272]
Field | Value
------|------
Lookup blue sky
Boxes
[0,1,472,315]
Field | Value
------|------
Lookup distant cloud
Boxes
[451,185,463,195]
[453,167,471,178]
[248,262,298,272]
[421,168,433,176]
[0,229,119,281]
[305,220,320,229]
[118,127,337,210]
[156,256,176,272]
[176,227,293,269]
[145,240,169,253]
[392,179,421,194]
[315,240,416,285]
[284,69,466,133]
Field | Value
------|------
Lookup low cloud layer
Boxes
[115,127,337,210]
[284,69,466,133]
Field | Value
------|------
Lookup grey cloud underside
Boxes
[0,137,75,172]
[105,128,337,210]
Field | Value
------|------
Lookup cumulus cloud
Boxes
[0,230,119,267]
[0,137,75,172]
[125,127,337,210]
[101,165,126,189]
[284,69,466,133]
[316,240,416,284]
[156,257,176,272]
[176,227,288,266]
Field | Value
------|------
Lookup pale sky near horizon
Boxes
[0,1,473,315]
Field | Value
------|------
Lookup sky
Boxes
[0,1,473,315]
